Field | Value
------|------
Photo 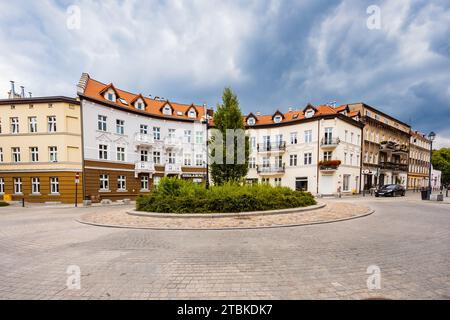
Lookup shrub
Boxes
[0,201,9,207]
[136,177,316,214]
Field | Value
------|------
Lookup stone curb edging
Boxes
[126,203,326,218]
[76,206,375,231]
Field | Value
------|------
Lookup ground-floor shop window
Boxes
[295,177,308,191]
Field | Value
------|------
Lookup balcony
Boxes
[165,163,182,175]
[134,133,154,146]
[392,144,409,155]
[256,164,285,175]
[257,141,286,152]
[379,161,408,172]
[321,137,340,148]
[134,161,155,177]
[163,136,181,149]
[318,160,341,173]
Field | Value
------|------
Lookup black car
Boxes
[375,184,406,197]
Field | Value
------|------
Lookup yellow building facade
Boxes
[0,97,83,203]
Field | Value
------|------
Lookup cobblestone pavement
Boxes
[0,195,449,300]
[78,203,371,230]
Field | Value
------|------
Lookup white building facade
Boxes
[245,104,364,196]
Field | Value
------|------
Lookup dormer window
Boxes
[273,115,282,123]
[107,93,114,101]
[247,117,256,126]
[137,102,143,110]
[188,109,197,118]
[304,109,315,118]
[163,105,172,115]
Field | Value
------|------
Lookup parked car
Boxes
[375,184,406,197]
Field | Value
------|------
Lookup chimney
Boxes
[256,111,261,116]
[20,86,25,98]
[10,81,15,99]
[288,107,293,112]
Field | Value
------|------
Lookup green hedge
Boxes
[0,201,9,207]
[136,177,316,213]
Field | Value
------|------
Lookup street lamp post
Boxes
[202,108,210,189]
[427,131,436,200]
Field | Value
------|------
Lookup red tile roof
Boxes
[80,75,209,122]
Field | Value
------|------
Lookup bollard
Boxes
[22,198,25,207]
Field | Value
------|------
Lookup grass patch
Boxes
[0,201,10,207]
[136,177,316,214]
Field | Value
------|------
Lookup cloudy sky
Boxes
[1,0,449,147]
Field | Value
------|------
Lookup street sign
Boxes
[75,173,80,184]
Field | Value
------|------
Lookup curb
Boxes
[126,203,326,218]
[76,207,375,231]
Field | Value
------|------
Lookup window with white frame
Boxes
[323,151,332,161]
[13,177,22,194]
[188,109,196,118]
[10,117,19,134]
[350,154,353,165]
[117,147,125,161]
[99,144,108,160]
[262,156,270,167]
[351,132,354,144]
[343,174,350,191]
[30,147,39,162]
[344,130,348,142]
[153,127,161,140]
[49,146,58,162]
[168,128,176,138]
[289,154,297,166]
[140,124,148,134]
[31,177,40,194]
[184,130,192,143]
[153,176,161,187]
[290,132,297,144]
[47,116,57,132]
[99,174,109,191]
[274,177,282,186]
[344,152,347,164]
[136,101,144,110]
[275,155,283,168]
[195,154,203,166]
[0,148,3,162]
[184,154,192,166]
[0,118,2,133]
[251,136,256,149]
[29,117,37,133]
[116,119,125,135]
[117,175,126,191]
[168,152,176,164]
[304,130,312,143]
[0,177,4,194]
[162,105,172,115]
[304,152,312,165]
[195,131,203,144]
[153,151,161,164]
[140,175,149,190]
[249,157,256,169]
[49,177,59,194]
[140,149,148,162]
[98,115,107,131]
[12,147,21,162]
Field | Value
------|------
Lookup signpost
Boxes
[75,173,80,207]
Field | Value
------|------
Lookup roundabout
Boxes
[77,202,373,230]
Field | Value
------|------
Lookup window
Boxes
[275,155,283,168]
[247,117,255,126]
[162,105,172,115]
[98,115,107,131]
[324,127,333,144]
[168,152,176,164]
[262,156,270,167]
[184,154,192,166]
[140,124,148,134]
[168,128,176,138]
[136,101,144,110]
[343,175,350,191]
[31,177,40,194]
[357,134,360,144]
[99,144,108,160]
[116,119,124,135]
[0,119,2,133]
[30,147,39,162]
[153,176,161,187]
[0,177,4,194]
[351,132,354,144]
[249,157,256,169]
[274,178,282,186]
[49,146,58,162]
[304,109,315,118]
[304,130,312,143]
[140,149,148,162]
[29,117,37,133]
[47,116,57,132]
[195,131,203,144]
[117,147,125,161]
[0,148,3,162]
[304,152,312,165]
[107,92,114,101]
[290,132,297,144]
[344,130,348,142]
[273,115,282,123]
[344,152,347,164]
[350,154,353,165]
[195,154,203,166]
[12,147,21,162]
[188,109,196,118]
[10,117,19,134]
[323,151,332,161]
[290,154,298,166]
[251,136,256,149]
[49,177,59,194]
[14,177,22,194]
[141,175,149,190]
[153,127,161,140]
[184,130,192,143]
[117,175,126,191]
[99,174,109,191]
[153,151,161,164]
